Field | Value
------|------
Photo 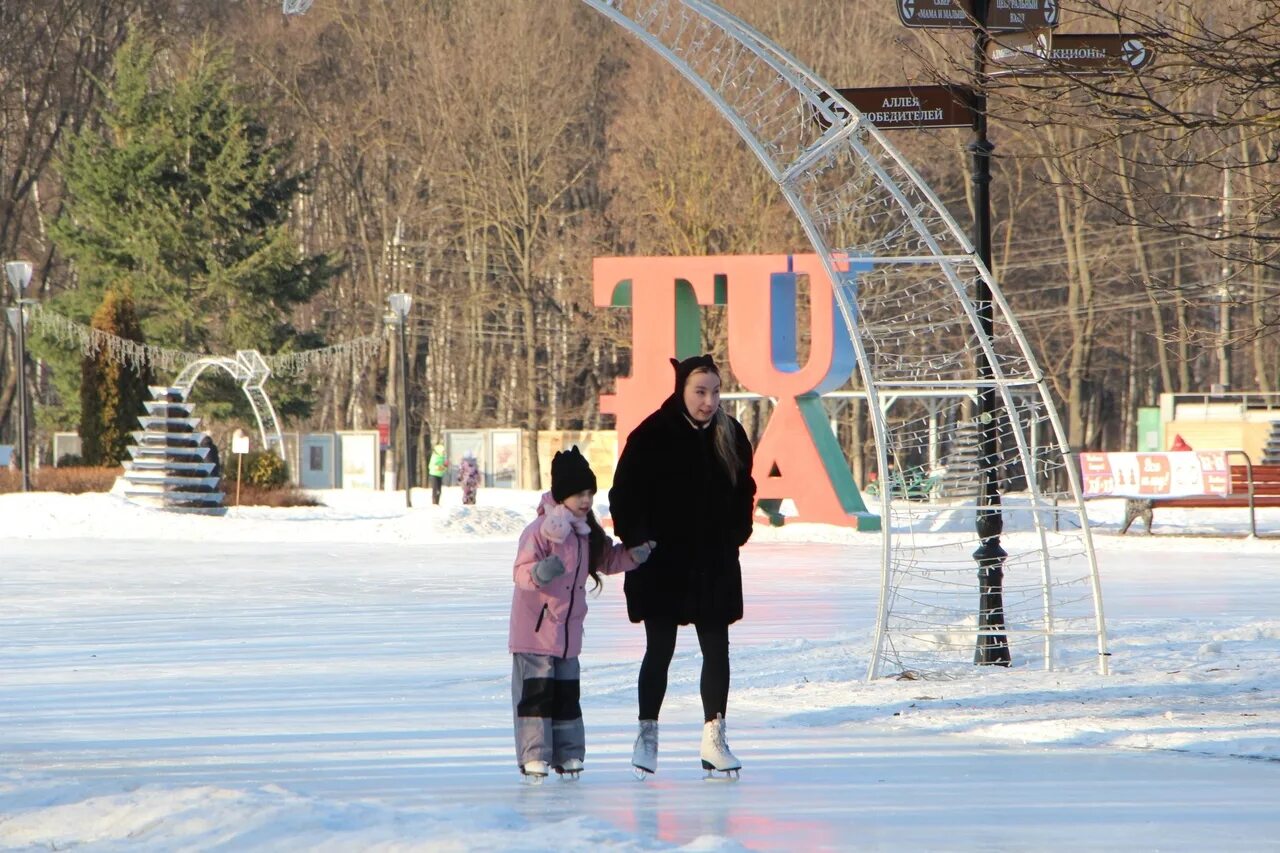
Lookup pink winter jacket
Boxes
[509,492,639,659]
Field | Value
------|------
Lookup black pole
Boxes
[14,302,32,492]
[969,0,1010,666]
[399,317,413,508]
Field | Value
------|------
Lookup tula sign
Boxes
[594,255,880,530]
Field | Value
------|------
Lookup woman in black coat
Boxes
[609,353,756,777]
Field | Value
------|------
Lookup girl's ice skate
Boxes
[631,719,659,779]
[520,760,550,784]
[554,758,584,779]
[700,714,740,779]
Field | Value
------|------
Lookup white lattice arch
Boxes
[172,350,285,461]
[581,1,1106,679]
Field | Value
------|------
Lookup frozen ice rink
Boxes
[2,490,1278,850]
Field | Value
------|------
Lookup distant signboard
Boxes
[836,85,974,130]
[897,0,1060,31]
[1079,451,1229,498]
[376,403,392,450]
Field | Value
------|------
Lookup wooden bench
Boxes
[1121,462,1280,535]
[865,467,943,502]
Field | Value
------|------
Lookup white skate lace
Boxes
[711,721,729,753]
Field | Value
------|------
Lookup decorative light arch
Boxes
[579,0,1105,679]
[172,350,285,461]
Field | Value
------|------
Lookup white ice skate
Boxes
[631,719,659,780]
[554,758,584,779]
[521,760,550,784]
[700,714,741,779]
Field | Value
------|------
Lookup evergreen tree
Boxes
[80,287,152,466]
[46,32,334,424]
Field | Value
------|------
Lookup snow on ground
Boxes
[1,487,1278,850]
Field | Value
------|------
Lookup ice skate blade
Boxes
[521,773,546,785]
[632,766,654,781]
[555,769,582,780]
[701,761,740,780]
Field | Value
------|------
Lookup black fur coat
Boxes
[609,395,756,625]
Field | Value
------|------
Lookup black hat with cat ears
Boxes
[670,353,719,395]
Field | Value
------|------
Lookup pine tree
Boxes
[45,33,334,425]
[80,287,151,466]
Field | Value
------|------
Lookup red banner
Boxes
[1079,451,1230,498]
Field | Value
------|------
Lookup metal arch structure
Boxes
[172,350,286,461]
[581,0,1107,678]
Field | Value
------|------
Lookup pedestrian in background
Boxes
[428,444,447,505]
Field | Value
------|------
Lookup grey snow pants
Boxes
[511,652,584,769]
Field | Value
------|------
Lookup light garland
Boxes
[28,306,384,378]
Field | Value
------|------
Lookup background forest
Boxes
[2,0,1277,486]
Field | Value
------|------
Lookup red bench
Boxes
[1122,462,1280,535]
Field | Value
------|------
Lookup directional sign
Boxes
[836,85,975,130]
[1048,33,1154,74]
[985,33,1154,75]
[985,29,1052,76]
[896,0,969,29]
[988,0,1059,31]
[897,0,1060,31]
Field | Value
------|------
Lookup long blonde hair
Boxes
[688,365,744,486]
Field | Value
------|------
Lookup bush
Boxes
[0,466,120,494]
[231,483,321,507]
[224,450,290,489]
[249,452,289,488]
[0,464,320,507]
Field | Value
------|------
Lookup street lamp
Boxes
[388,292,413,508]
[5,260,33,492]
[968,0,1010,666]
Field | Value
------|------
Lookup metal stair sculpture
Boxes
[115,350,285,510]
[1263,420,1280,464]
[939,420,982,499]
[120,387,224,510]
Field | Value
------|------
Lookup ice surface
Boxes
[1,489,1277,850]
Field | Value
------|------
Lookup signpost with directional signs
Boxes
[852,0,1156,668]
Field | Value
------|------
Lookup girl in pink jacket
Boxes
[510,446,654,781]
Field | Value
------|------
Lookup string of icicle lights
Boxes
[28,306,384,377]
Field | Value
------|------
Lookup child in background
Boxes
[509,446,655,781]
[458,451,480,505]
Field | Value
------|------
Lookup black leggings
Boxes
[638,619,730,723]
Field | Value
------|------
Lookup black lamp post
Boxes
[5,260,33,493]
[968,0,1011,666]
[388,292,414,508]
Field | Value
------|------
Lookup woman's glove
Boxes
[532,555,566,586]
[628,540,656,563]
